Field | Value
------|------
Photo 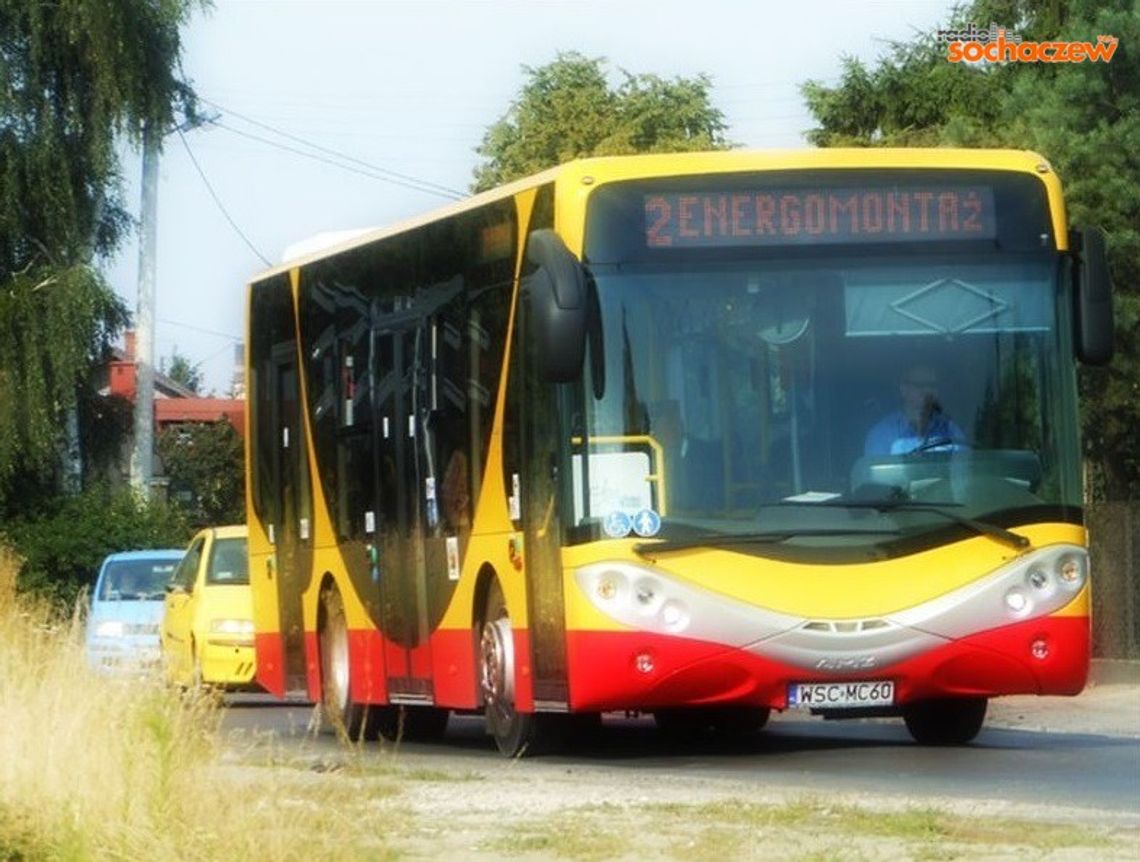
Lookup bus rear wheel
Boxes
[903,697,988,745]
[479,581,561,756]
[319,583,380,742]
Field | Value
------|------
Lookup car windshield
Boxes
[561,252,1080,560]
[98,559,178,601]
[207,538,249,585]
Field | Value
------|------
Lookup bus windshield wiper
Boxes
[803,500,1031,551]
[633,527,900,556]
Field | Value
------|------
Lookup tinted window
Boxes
[99,558,179,600]
[299,199,517,543]
[171,540,204,592]
[207,538,249,585]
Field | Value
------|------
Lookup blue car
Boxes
[86,549,185,673]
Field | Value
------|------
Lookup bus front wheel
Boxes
[479,581,559,756]
[903,697,987,745]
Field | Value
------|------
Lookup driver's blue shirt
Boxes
[864,410,966,456]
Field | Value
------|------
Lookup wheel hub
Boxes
[322,616,349,714]
[480,617,515,710]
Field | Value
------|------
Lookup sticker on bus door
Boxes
[446,536,460,581]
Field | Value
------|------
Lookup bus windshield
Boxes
[564,252,1081,557]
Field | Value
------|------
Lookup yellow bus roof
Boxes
[251,148,1061,281]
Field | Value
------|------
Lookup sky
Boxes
[103,0,958,396]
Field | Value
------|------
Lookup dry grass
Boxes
[0,545,217,858]
[0,546,410,861]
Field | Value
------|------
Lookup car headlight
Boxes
[210,618,254,635]
[94,620,125,638]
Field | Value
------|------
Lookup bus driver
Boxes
[864,364,967,456]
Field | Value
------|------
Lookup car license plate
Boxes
[787,680,894,708]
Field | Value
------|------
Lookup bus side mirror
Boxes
[524,230,587,382]
[1072,226,1114,365]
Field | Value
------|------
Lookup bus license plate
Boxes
[788,680,894,708]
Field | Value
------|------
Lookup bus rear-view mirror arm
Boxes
[1071,226,1114,365]
[524,229,587,383]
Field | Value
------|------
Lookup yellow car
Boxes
[161,525,258,690]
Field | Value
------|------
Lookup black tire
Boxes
[319,584,380,742]
[479,580,562,756]
[904,697,988,745]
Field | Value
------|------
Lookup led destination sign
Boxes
[643,186,996,248]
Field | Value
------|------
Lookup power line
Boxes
[200,97,466,200]
[158,317,241,341]
[177,128,273,266]
[207,98,466,197]
[210,120,463,201]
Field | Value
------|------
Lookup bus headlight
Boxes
[596,571,623,602]
[1004,588,1031,618]
[578,563,691,634]
[1056,554,1085,588]
[633,577,664,616]
[660,600,689,631]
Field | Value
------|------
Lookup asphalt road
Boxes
[221,698,1140,819]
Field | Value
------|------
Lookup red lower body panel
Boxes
[565,615,1089,712]
[273,616,1086,714]
[431,628,480,709]
[255,633,285,697]
[299,626,482,710]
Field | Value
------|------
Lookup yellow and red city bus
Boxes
[245,149,1113,755]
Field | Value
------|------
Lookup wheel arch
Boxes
[473,562,501,631]
[312,570,339,692]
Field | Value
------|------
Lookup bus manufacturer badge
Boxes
[603,511,633,539]
[632,508,661,538]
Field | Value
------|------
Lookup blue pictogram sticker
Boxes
[632,508,662,538]
[602,510,632,539]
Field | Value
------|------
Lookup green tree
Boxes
[163,347,203,394]
[157,421,244,527]
[0,0,202,512]
[473,52,731,191]
[5,484,189,605]
[801,0,1140,499]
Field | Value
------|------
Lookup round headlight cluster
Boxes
[1001,549,1087,620]
[589,567,691,633]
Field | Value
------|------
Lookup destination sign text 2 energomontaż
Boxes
[643,187,996,248]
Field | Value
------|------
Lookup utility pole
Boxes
[130,121,159,499]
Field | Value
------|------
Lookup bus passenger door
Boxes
[269,346,314,697]
[372,306,434,703]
